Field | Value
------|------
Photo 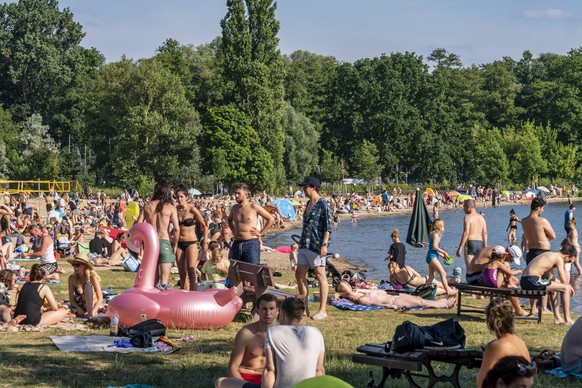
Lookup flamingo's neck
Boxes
[128,223,160,289]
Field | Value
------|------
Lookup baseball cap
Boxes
[493,245,506,257]
[452,267,462,278]
[531,197,546,211]
[298,176,321,188]
[508,245,522,265]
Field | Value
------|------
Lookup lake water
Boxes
[263,201,582,314]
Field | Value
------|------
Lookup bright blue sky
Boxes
[58,0,582,65]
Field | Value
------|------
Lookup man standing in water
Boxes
[521,196,556,314]
[295,177,333,320]
[456,199,488,269]
[228,183,274,264]
[137,182,180,290]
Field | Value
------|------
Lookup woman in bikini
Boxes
[67,253,103,319]
[13,264,68,326]
[108,231,128,266]
[506,209,520,244]
[388,261,446,295]
[336,280,455,310]
[176,185,208,291]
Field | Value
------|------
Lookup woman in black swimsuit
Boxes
[13,264,68,326]
[176,186,208,291]
[506,209,520,244]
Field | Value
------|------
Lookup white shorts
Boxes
[297,248,326,267]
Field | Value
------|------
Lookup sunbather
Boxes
[336,281,455,310]
[67,253,103,319]
[388,261,446,295]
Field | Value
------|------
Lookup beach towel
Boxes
[546,367,582,379]
[0,317,88,333]
[50,335,146,353]
[331,298,387,311]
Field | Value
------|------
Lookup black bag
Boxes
[390,318,465,353]
[119,319,166,348]
[411,283,437,300]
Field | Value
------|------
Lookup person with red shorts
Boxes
[215,294,278,388]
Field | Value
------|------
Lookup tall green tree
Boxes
[473,127,509,186]
[319,149,343,184]
[281,102,319,183]
[504,123,547,186]
[351,140,381,183]
[202,105,272,190]
[87,58,202,188]
[219,0,285,188]
[0,0,103,145]
[12,114,60,179]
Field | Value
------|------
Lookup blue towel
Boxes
[331,298,387,311]
[546,367,582,379]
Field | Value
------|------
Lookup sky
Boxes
[56,0,582,66]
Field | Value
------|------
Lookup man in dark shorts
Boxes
[228,183,274,265]
[522,197,556,265]
[520,244,577,324]
[456,199,487,269]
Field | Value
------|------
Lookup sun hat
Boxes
[67,253,93,270]
[298,176,321,188]
[508,245,522,265]
[452,267,462,278]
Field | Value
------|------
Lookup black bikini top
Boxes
[180,218,196,227]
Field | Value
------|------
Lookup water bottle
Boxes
[367,370,375,387]
[107,285,114,295]
[109,311,119,336]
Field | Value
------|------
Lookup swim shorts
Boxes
[520,276,551,291]
[240,372,262,386]
[40,262,58,275]
[297,248,326,267]
[230,239,260,265]
[466,271,486,286]
[158,239,176,264]
[525,248,550,265]
[466,240,484,256]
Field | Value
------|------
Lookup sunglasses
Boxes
[516,361,536,375]
[72,263,83,268]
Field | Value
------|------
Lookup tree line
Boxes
[0,0,580,195]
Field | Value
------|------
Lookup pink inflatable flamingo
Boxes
[108,222,242,329]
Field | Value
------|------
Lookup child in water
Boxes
[351,210,358,223]
[426,219,456,295]
[506,209,520,244]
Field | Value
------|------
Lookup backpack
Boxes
[411,283,437,300]
[389,318,466,353]
[119,319,166,348]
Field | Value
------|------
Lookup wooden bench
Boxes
[455,283,546,323]
[228,260,305,309]
[352,343,482,388]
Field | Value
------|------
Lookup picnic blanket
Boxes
[0,317,88,333]
[50,335,146,353]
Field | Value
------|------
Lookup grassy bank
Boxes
[0,261,579,388]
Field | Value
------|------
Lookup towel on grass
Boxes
[546,367,582,379]
[50,335,145,353]
[0,317,88,333]
[331,298,387,311]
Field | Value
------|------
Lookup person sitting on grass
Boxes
[0,269,16,323]
[13,264,68,326]
[477,299,531,388]
[24,224,65,281]
[201,241,230,288]
[519,242,577,325]
[482,356,536,388]
[67,253,103,319]
[336,280,456,310]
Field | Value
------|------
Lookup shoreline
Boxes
[262,195,572,275]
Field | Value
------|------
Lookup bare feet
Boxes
[565,319,575,326]
[554,317,565,324]
[446,297,457,309]
[6,315,26,326]
[543,309,553,315]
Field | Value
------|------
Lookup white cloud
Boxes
[522,9,575,20]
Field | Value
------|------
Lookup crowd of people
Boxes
[2,181,582,386]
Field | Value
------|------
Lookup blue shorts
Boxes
[520,276,550,291]
[230,239,261,264]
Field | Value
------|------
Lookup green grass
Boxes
[1,261,581,387]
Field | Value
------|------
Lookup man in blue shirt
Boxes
[295,177,332,320]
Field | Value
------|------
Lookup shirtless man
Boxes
[456,199,488,269]
[520,243,577,324]
[521,197,556,314]
[228,183,274,264]
[215,293,278,388]
[137,182,180,290]
[466,245,527,316]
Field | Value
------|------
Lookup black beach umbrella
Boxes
[406,188,433,248]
